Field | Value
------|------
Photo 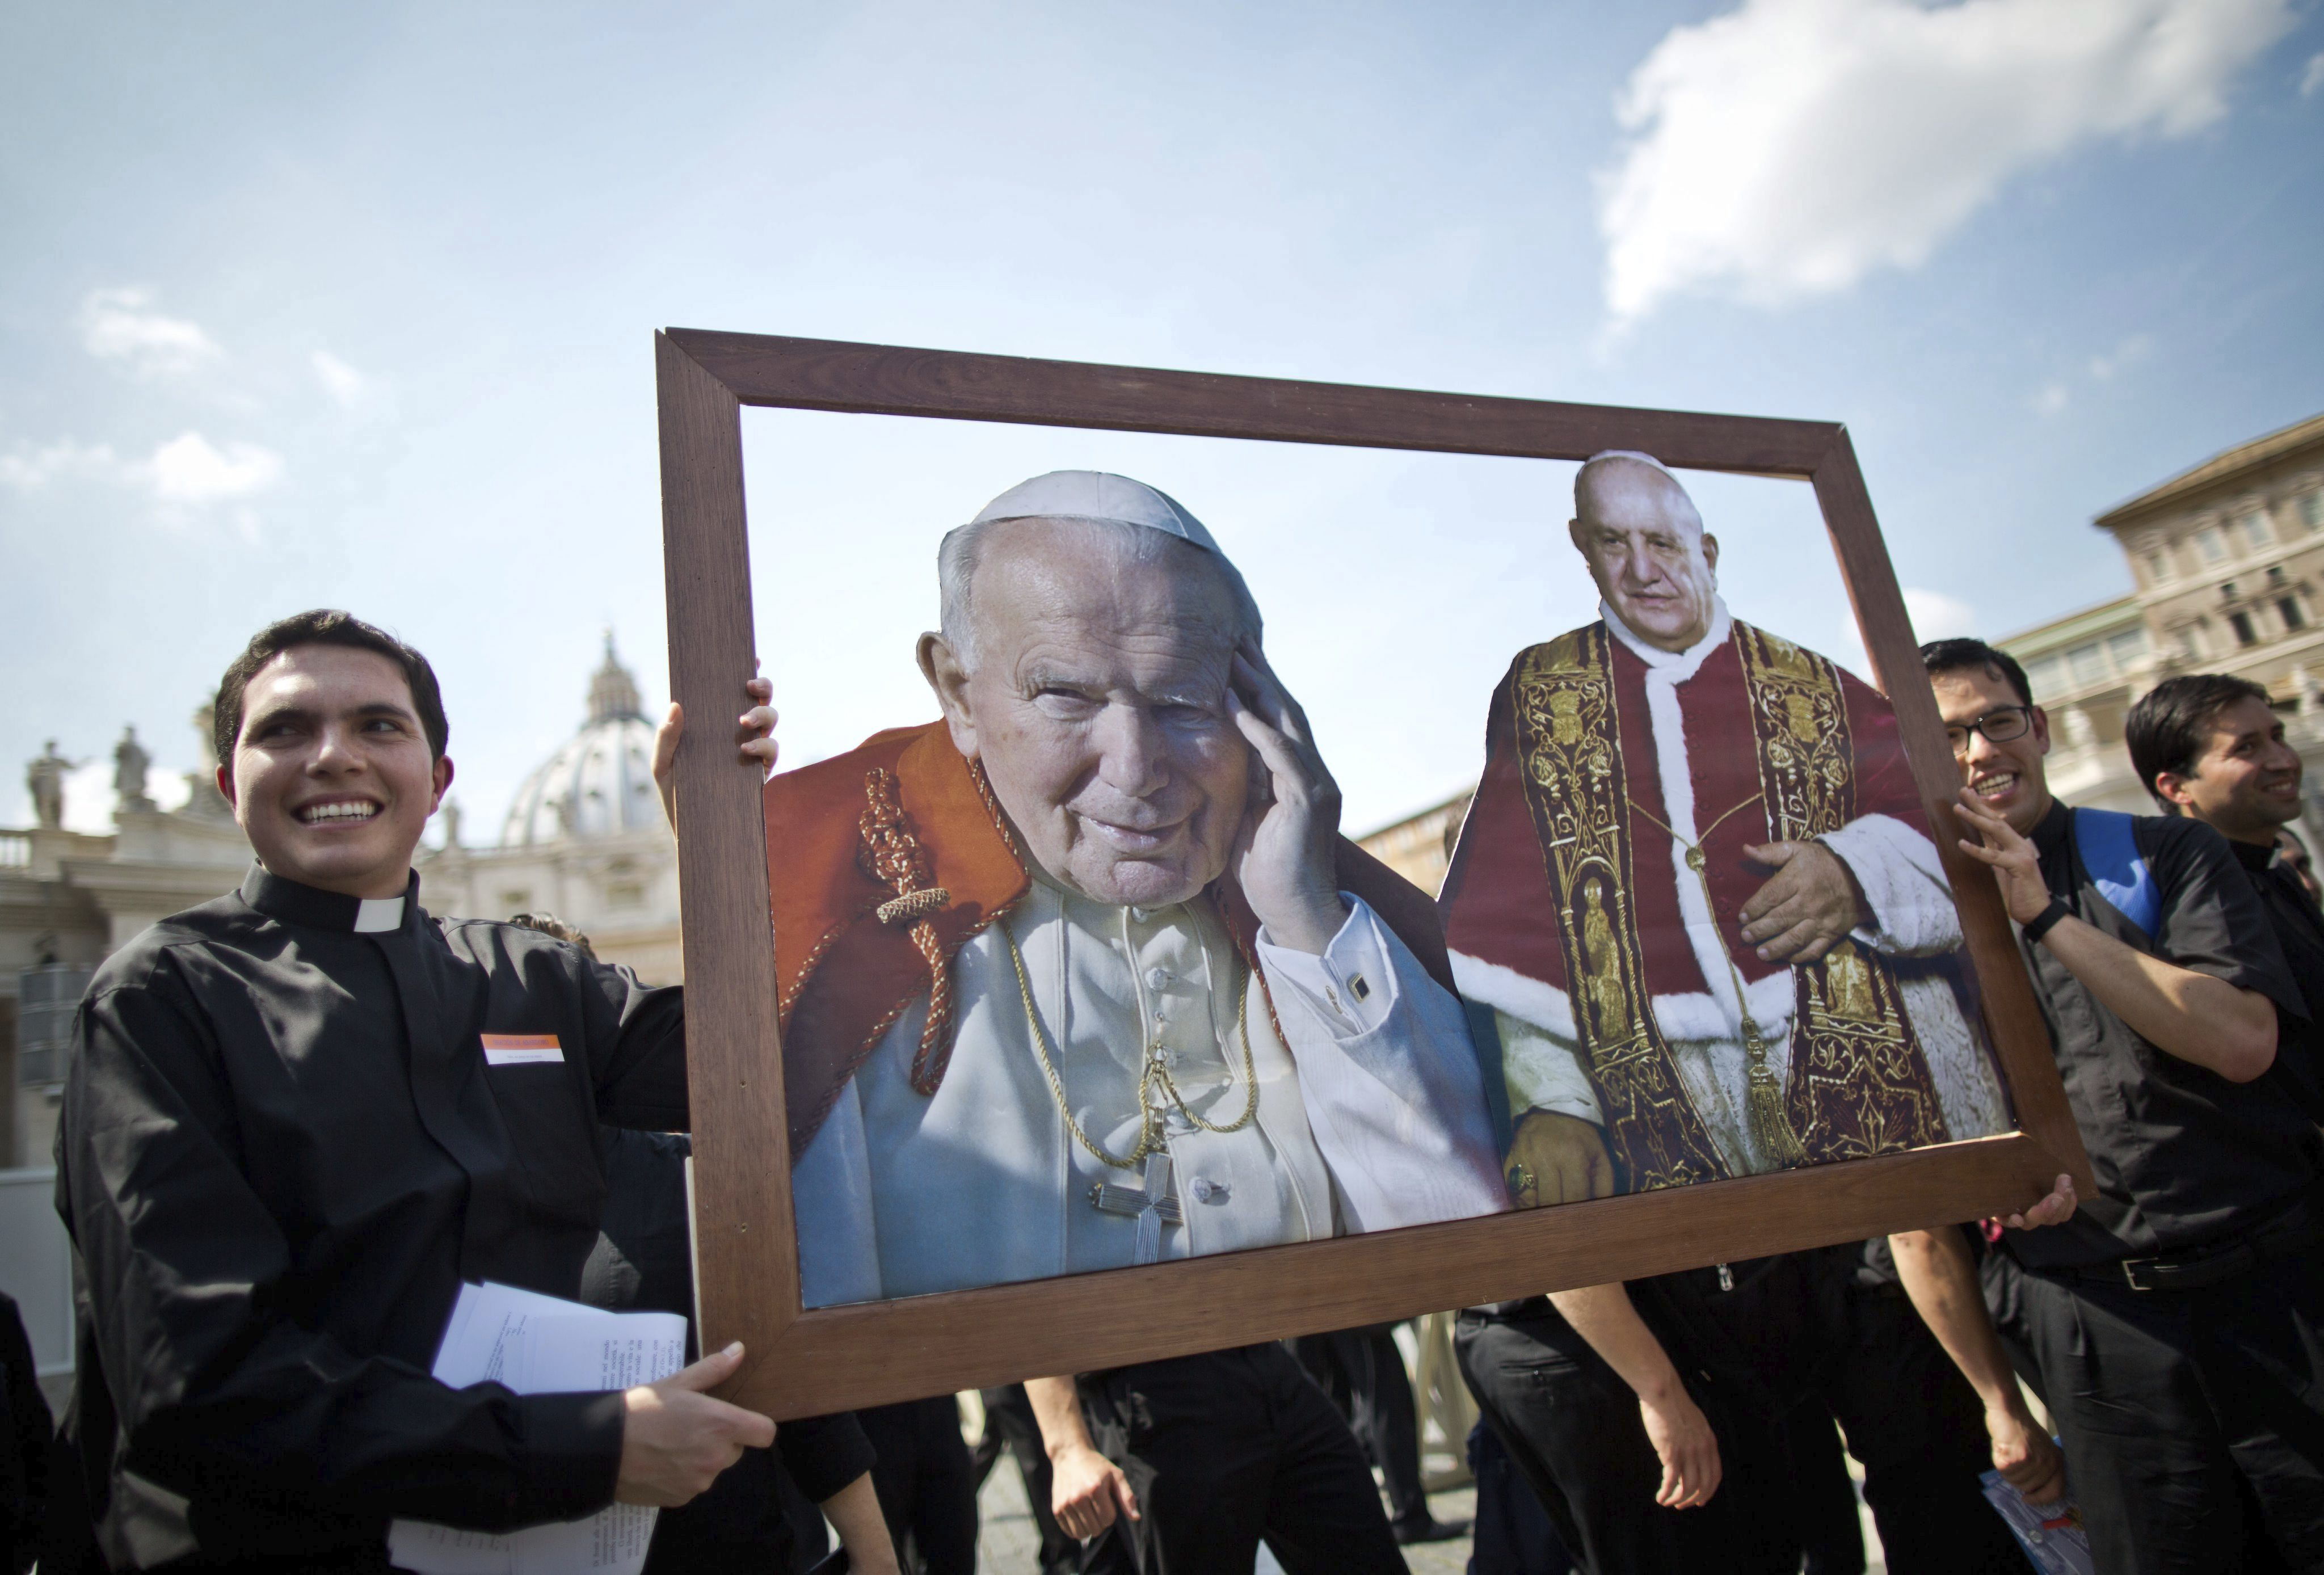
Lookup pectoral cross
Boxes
[1090,1151,1182,1265]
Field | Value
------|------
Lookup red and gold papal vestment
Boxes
[1440,604,2009,1190]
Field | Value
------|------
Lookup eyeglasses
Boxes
[1945,705,2032,755]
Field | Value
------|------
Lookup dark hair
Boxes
[2125,673,2274,809]
[214,610,448,765]
[508,911,597,960]
[1919,637,2035,707]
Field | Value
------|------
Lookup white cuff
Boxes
[1821,813,1961,957]
[1494,1009,1604,1126]
[1257,895,1398,1036]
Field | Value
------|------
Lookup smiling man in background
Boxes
[1911,638,2324,1574]
[49,610,824,1573]
[2128,672,2324,1123]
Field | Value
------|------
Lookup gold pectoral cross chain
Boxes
[1624,790,1808,1166]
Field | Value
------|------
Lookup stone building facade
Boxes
[1999,411,2324,826]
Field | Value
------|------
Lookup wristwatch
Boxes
[2022,898,2071,945]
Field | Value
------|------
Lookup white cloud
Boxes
[0,438,121,491]
[1,430,284,516]
[2301,49,2324,95]
[145,432,283,504]
[2035,381,2070,415]
[1903,587,1980,641]
[1598,0,2297,323]
[311,349,369,407]
[2088,332,2154,380]
[78,287,222,376]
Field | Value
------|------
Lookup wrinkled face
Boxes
[2161,694,2302,845]
[1569,460,1721,653]
[922,520,1251,908]
[1931,664,2052,835]
[223,645,451,899]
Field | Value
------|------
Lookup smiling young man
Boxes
[50,610,818,1573]
[2128,674,2324,1122]
[1919,637,2324,1574]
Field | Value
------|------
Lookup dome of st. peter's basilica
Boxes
[416,635,684,981]
[499,637,666,847]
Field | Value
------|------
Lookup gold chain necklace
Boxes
[999,914,1260,1172]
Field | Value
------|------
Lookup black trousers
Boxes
[1456,1300,1803,1575]
[1289,1323,1430,1527]
[2011,1253,2324,1574]
[1466,1419,1574,1575]
[1077,1344,1407,1575]
[858,1397,979,1575]
[1457,1258,2023,1575]
[1821,1282,2024,1575]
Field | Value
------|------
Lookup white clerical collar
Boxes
[239,864,414,933]
[1602,596,1732,684]
[353,895,405,932]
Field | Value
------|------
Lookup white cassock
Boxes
[794,865,1509,1307]
[1452,603,2011,1177]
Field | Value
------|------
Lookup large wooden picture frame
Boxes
[655,329,2094,1420]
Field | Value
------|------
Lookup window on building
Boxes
[2230,611,2259,647]
[2280,597,2307,633]
[2022,654,2065,698]
[2106,628,2148,669]
[2196,527,2228,563]
[2067,642,2108,687]
[2146,549,2174,583]
[500,890,532,913]
[606,882,645,909]
[2304,491,2323,533]
[2242,512,2274,551]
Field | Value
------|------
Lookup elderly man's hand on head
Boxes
[1226,641,1348,955]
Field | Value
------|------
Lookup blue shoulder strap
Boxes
[2072,807,2162,939]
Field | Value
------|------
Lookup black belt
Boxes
[2059,1199,2318,1293]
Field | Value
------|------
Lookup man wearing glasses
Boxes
[1912,637,2324,1573]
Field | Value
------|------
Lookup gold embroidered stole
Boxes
[1736,625,1948,1159]
[1511,628,1728,1189]
[1512,623,1948,1186]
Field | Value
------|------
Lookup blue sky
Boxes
[5,0,2322,840]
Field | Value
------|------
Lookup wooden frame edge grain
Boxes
[1809,430,2095,1193]
[654,332,798,1399]
[654,329,2091,1420]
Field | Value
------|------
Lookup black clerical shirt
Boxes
[2230,834,2324,1126]
[2007,801,2319,1271]
[56,865,688,1569]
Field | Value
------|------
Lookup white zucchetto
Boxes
[969,470,1224,557]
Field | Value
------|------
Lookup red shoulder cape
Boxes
[765,720,1456,1153]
